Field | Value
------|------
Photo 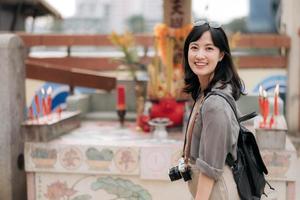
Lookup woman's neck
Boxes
[198,74,214,91]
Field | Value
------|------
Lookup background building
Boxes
[30,0,163,33]
[246,0,281,33]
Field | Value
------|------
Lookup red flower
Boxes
[44,181,76,200]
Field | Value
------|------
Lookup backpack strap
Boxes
[239,111,257,123]
[206,91,258,123]
[205,91,239,168]
[206,91,258,168]
[208,92,269,174]
[206,91,239,121]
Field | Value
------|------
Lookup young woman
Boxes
[182,21,244,200]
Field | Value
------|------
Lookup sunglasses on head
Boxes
[193,20,222,29]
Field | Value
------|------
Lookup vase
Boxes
[135,80,147,131]
[135,80,146,115]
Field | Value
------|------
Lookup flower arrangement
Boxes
[108,31,141,81]
[147,23,192,99]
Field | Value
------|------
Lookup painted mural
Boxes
[39,174,152,200]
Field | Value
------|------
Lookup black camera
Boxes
[168,165,192,182]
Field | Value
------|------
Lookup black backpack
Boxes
[207,91,274,200]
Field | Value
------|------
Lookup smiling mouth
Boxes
[194,62,207,67]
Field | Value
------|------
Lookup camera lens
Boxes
[181,168,192,181]
[169,166,182,181]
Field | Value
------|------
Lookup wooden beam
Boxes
[27,57,151,71]
[27,57,113,70]
[25,60,116,91]
[235,56,287,68]
[27,55,287,70]
[233,34,290,48]
[27,57,119,71]
[18,33,154,47]
[18,33,290,49]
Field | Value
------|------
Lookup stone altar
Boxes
[25,121,191,200]
[24,118,297,200]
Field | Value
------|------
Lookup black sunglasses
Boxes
[193,20,222,29]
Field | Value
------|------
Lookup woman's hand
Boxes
[195,172,214,200]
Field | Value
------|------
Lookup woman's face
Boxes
[188,31,224,83]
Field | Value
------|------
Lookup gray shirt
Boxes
[189,83,240,181]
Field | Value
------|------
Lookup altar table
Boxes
[25,121,192,200]
[24,120,297,200]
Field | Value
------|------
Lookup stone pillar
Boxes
[0,34,26,200]
[163,0,192,28]
[281,0,300,135]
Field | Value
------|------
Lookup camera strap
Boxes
[183,95,204,164]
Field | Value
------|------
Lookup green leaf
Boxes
[138,191,152,200]
[71,194,92,200]
[91,176,152,200]
[130,185,143,192]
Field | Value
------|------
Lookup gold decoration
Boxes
[148,23,192,100]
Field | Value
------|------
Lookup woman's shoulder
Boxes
[202,84,235,114]
[202,94,230,112]
[206,83,234,102]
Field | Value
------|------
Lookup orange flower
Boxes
[154,24,168,38]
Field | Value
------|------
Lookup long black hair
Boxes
[183,24,245,101]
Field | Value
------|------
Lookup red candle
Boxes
[29,106,34,120]
[262,90,269,127]
[46,87,52,114]
[41,88,47,116]
[274,84,279,116]
[42,99,47,116]
[269,115,274,129]
[47,96,52,114]
[258,85,264,115]
[34,94,40,117]
[57,106,62,119]
[117,85,126,110]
